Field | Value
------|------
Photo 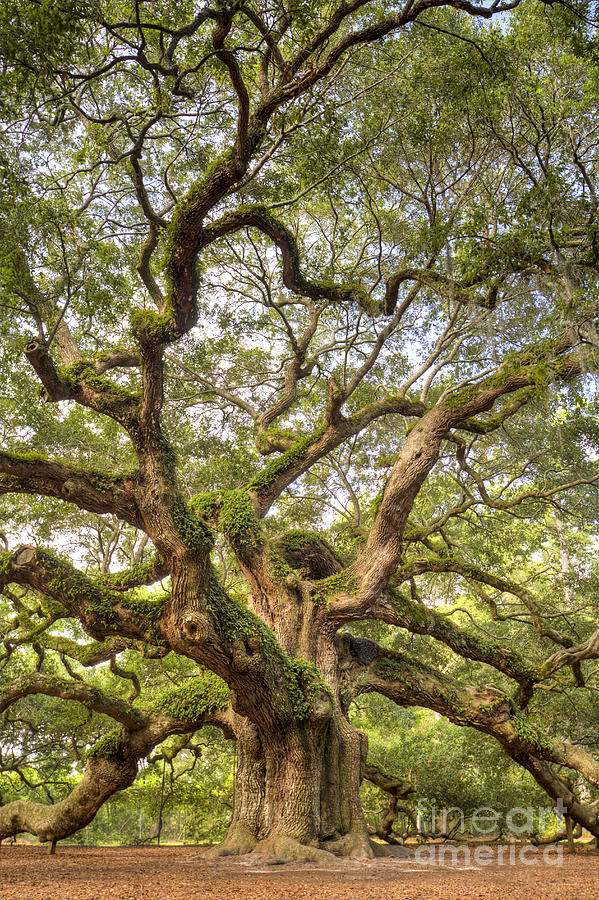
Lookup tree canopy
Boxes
[1,0,598,860]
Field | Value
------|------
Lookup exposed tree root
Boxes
[321,831,380,859]
[194,826,258,859]
[196,829,391,865]
[250,834,347,865]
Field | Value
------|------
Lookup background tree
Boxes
[1,0,599,861]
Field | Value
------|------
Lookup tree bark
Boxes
[208,711,374,861]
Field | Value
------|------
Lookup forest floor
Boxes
[1,842,599,900]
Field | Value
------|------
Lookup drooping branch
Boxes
[0,673,148,730]
[370,589,539,686]
[0,748,138,849]
[330,576,540,686]
[363,761,415,844]
[0,671,236,845]
[518,756,599,839]
[0,451,142,528]
[338,634,599,795]
[0,546,168,645]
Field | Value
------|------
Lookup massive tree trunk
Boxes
[212,710,373,861]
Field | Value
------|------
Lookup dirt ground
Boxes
[1,842,599,900]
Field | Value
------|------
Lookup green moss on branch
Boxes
[86,728,125,761]
[150,671,230,722]
[510,706,553,752]
[130,309,177,344]
[220,490,257,548]
[171,500,215,553]
[248,426,326,492]
[313,569,358,606]
[190,490,221,520]
[278,529,323,551]
[205,571,327,720]
[60,359,139,411]
[41,551,167,636]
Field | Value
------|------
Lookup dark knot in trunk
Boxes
[273,531,344,580]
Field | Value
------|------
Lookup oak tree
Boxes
[1,0,599,860]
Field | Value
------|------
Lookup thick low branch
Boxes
[325,584,538,686]
[0,674,148,730]
[0,752,138,848]
[350,644,599,838]
[531,822,582,845]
